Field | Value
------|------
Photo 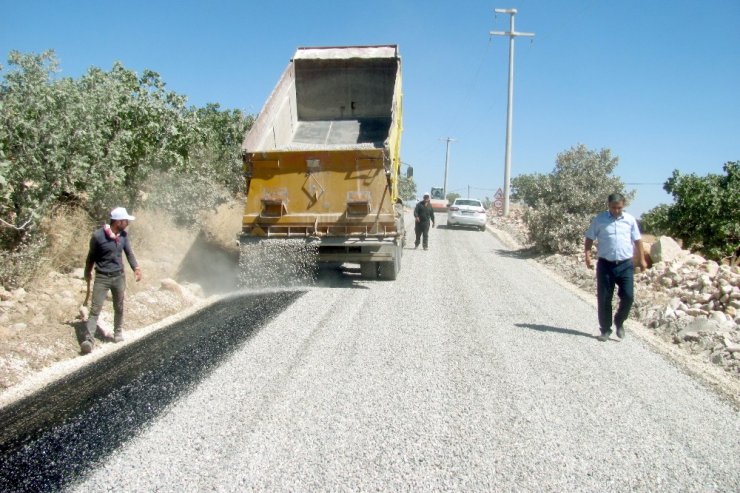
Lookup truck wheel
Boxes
[480,225,487,231]
[378,261,398,280]
[360,262,378,279]
[378,246,401,280]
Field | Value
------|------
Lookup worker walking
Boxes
[81,207,142,354]
[414,193,436,250]
[584,193,647,342]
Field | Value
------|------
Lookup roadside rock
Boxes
[489,217,740,376]
[650,236,685,263]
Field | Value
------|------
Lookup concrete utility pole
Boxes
[440,137,456,198]
[490,8,534,216]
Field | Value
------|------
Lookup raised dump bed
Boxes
[240,45,405,282]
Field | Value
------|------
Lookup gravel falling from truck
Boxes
[238,239,319,289]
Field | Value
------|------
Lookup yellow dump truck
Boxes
[240,45,405,283]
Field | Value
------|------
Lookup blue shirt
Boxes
[585,211,641,262]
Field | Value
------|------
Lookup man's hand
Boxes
[584,238,594,270]
[431,223,435,228]
[415,216,420,223]
[585,255,593,270]
[134,266,142,282]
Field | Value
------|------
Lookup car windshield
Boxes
[454,200,482,207]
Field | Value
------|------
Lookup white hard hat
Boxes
[110,207,135,221]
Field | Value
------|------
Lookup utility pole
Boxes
[440,137,456,199]
[490,8,534,216]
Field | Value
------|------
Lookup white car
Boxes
[447,198,487,231]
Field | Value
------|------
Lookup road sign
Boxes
[494,199,503,209]
[494,188,504,200]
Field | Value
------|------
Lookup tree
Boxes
[511,144,633,253]
[446,192,460,204]
[146,104,254,226]
[0,50,252,285]
[0,51,199,242]
[642,162,739,264]
[398,174,417,201]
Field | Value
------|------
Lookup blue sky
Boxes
[2,0,738,217]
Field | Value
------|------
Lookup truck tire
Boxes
[378,245,401,280]
[360,262,378,279]
[378,261,397,280]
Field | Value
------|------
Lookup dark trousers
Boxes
[85,272,126,341]
[596,258,634,333]
[414,221,431,248]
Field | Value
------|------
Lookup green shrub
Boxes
[512,144,633,254]
[643,162,739,264]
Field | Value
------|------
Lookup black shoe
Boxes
[423,247,428,250]
[596,331,611,342]
[414,244,419,249]
[80,340,93,354]
[114,332,124,343]
[616,326,625,339]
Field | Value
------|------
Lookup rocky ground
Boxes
[0,202,243,393]
[488,208,740,381]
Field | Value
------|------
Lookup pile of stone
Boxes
[487,213,740,374]
[636,237,740,372]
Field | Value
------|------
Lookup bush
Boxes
[512,144,633,253]
[639,203,671,237]
[642,162,739,264]
[0,50,256,287]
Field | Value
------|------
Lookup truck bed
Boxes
[290,118,390,148]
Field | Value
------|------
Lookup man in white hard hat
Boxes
[80,207,142,354]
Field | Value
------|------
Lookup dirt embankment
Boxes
[0,201,244,394]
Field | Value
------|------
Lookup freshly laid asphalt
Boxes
[2,214,738,492]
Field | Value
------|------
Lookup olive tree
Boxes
[512,144,633,253]
[0,51,199,243]
[398,174,417,201]
[146,103,254,226]
[641,162,739,264]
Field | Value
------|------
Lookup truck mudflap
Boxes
[239,235,402,282]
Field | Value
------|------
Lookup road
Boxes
[14,215,740,491]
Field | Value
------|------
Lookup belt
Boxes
[598,257,631,265]
[95,270,123,277]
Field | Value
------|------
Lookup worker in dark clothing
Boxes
[81,207,142,354]
[414,192,436,250]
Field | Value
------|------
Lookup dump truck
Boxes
[239,45,405,284]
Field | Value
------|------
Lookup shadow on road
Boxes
[492,247,541,259]
[515,323,596,340]
[314,265,370,289]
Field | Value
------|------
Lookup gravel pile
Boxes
[487,212,740,376]
[69,214,739,491]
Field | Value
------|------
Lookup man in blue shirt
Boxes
[584,193,647,342]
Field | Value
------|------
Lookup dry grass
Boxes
[32,204,94,283]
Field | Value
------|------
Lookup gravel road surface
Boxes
[67,215,739,491]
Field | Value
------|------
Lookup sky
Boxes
[2,0,738,217]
